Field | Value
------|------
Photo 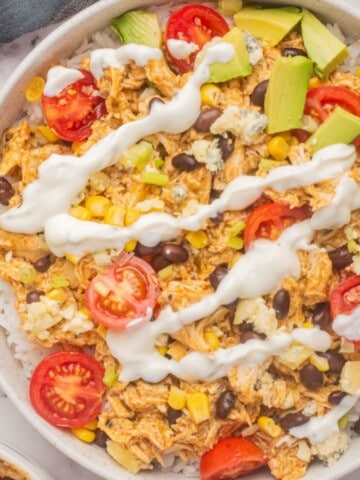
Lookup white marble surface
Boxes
[0,19,359,480]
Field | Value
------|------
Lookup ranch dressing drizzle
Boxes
[44,144,355,256]
[0,42,235,235]
[89,44,163,79]
[333,306,360,341]
[289,395,359,444]
[43,66,85,96]
[166,39,199,59]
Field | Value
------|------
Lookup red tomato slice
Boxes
[305,85,360,122]
[244,202,311,251]
[330,274,360,318]
[165,4,229,73]
[200,437,268,480]
[41,69,107,142]
[29,351,105,428]
[85,252,159,329]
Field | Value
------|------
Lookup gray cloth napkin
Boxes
[0,0,98,43]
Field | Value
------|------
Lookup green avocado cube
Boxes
[111,10,161,48]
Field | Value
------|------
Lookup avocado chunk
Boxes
[218,0,243,16]
[307,107,360,152]
[209,27,252,83]
[301,9,348,79]
[111,10,161,48]
[264,56,313,134]
[234,6,302,46]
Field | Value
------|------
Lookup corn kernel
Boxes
[83,420,98,431]
[25,76,45,102]
[70,205,92,221]
[19,267,36,284]
[71,141,86,154]
[356,68,360,79]
[257,416,283,438]
[124,240,137,252]
[71,427,96,443]
[124,208,142,226]
[104,205,125,226]
[156,345,168,356]
[85,195,112,218]
[103,367,118,387]
[187,392,210,424]
[94,281,110,297]
[186,230,208,249]
[347,239,359,254]
[51,275,70,288]
[168,386,187,410]
[45,288,68,304]
[65,253,81,264]
[310,353,329,372]
[268,136,290,162]
[204,331,220,350]
[96,324,108,338]
[309,76,323,88]
[302,321,314,329]
[158,264,173,280]
[79,307,90,317]
[34,125,59,143]
[200,83,221,106]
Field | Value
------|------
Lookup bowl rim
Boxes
[1,1,360,480]
[0,441,53,480]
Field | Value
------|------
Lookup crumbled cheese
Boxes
[345,225,359,240]
[4,251,13,262]
[351,254,360,274]
[136,198,165,212]
[190,139,224,173]
[340,337,356,353]
[243,31,263,66]
[297,440,312,462]
[210,106,268,145]
[62,311,93,335]
[171,184,188,202]
[181,199,200,217]
[302,114,320,133]
[155,333,169,347]
[303,401,317,417]
[93,250,112,266]
[234,297,277,335]
[311,432,349,466]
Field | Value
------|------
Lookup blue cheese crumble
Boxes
[190,139,224,173]
[244,31,263,66]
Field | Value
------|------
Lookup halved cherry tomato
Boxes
[200,437,268,480]
[165,4,229,73]
[244,202,311,251]
[305,86,360,122]
[330,274,360,318]
[85,252,158,329]
[41,69,107,142]
[29,351,105,428]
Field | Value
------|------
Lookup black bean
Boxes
[171,153,199,171]
[300,363,323,390]
[194,107,223,132]
[216,133,235,160]
[291,128,311,143]
[318,351,345,374]
[250,79,269,108]
[161,243,189,264]
[328,390,347,406]
[209,264,228,290]
[279,412,309,431]
[240,330,266,342]
[216,390,236,419]
[94,429,109,448]
[151,253,171,272]
[353,418,360,435]
[0,176,14,206]
[272,289,290,319]
[33,254,52,273]
[238,322,254,333]
[282,47,307,57]
[312,302,331,329]
[26,290,44,304]
[209,189,222,201]
[135,242,159,257]
[167,407,182,426]
[328,246,353,270]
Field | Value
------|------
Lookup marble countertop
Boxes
[0,19,359,480]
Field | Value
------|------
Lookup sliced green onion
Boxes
[154,158,165,168]
[226,236,244,250]
[228,221,245,237]
[20,267,36,284]
[338,414,349,430]
[140,171,169,186]
[347,239,359,254]
[259,158,288,172]
[103,367,118,387]
[51,275,70,288]
[120,141,154,170]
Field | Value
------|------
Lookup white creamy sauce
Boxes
[289,395,359,444]
[43,66,84,96]
[166,39,199,59]
[90,44,163,79]
[333,306,360,341]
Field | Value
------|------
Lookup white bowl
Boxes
[0,442,53,480]
[1,1,360,479]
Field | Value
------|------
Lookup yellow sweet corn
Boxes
[85,195,112,218]
[51,275,70,288]
[96,324,108,338]
[168,386,187,410]
[65,253,81,264]
[200,83,221,106]
[310,353,329,372]
[187,392,210,424]
[347,239,359,254]
[204,331,220,351]
[45,288,68,304]
[257,416,283,438]
[71,141,86,154]
[124,240,137,252]
[302,321,314,328]
[79,307,90,317]
[124,208,142,226]
[356,68,360,79]
[71,427,96,443]
[70,205,92,221]
[186,230,208,249]
[104,205,125,226]
[157,264,173,280]
[268,136,290,162]
[309,76,323,88]
[156,345,168,356]
[83,420,98,431]
[19,267,36,284]
[34,125,59,143]
[25,76,45,102]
